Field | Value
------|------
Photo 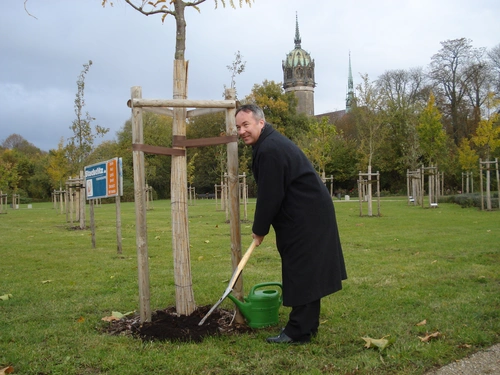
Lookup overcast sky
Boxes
[1,0,499,152]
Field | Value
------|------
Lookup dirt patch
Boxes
[102,305,252,343]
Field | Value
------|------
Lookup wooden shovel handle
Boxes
[198,240,257,326]
[227,239,257,290]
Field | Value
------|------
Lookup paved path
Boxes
[425,344,500,375]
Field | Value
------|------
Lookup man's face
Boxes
[235,110,265,146]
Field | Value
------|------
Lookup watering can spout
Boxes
[227,294,249,315]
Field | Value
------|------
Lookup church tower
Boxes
[346,51,355,113]
[282,14,315,116]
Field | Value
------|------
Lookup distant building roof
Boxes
[315,110,346,122]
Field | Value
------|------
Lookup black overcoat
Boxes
[252,123,347,306]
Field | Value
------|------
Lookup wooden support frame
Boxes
[65,177,84,226]
[479,158,500,211]
[462,171,474,194]
[407,169,422,206]
[357,168,381,217]
[0,191,7,214]
[130,85,242,323]
[420,165,440,208]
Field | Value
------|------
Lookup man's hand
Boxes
[252,233,265,246]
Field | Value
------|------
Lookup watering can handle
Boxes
[249,282,283,295]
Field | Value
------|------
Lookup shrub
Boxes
[440,193,499,209]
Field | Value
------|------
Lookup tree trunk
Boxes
[174,0,186,60]
[171,59,195,315]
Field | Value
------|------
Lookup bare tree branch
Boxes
[123,0,176,17]
[24,0,38,20]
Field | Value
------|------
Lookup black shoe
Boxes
[266,330,310,344]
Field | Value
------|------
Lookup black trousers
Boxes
[283,299,321,341]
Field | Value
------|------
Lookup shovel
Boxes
[198,239,257,326]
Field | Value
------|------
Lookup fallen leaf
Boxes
[362,336,391,350]
[0,294,13,301]
[204,240,210,243]
[198,256,204,261]
[101,315,120,322]
[101,311,134,322]
[416,319,427,326]
[0,366,14,375]
[458,344,472,349]
[419,331,441,342]
[77,316,85,323]
[42,280,52,284]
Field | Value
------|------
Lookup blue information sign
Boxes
[85,157,122,199]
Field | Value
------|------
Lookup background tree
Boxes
[0,134,49,200]
[66,60,109,174]
[187,152,197,189]
[2,134,41,156]
[417,93,448,165]
[458,138,479,173]
[471,113,500,160]
[46,138,71,190]
[245,80,295,132]
[376,68,429,177]
[488,43,500,99]
[244,80,310,141]
[299,116,336,177]
[224,50,246,99]
[352,74,386,171]
[463,46,493,132]
[429,38,475,144]
[87,140,120,166]
[0,134,51,200]
[325,136,361,189]
[0,150,21,194]
[186,112,226,193]
[26,154,52,200]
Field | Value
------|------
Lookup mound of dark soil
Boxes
[103,305,252,343]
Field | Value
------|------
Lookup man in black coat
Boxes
[235,104,347,344]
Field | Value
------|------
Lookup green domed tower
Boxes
[282,14,316,116]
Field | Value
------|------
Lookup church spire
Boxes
[294,12,301,49]
[346,51,355,113]
[283,12,315,116]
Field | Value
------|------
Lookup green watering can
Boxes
[227,282,283,329]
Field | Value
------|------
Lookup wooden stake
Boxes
[131,86,151,322]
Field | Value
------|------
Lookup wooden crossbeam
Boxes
[173,135,237,148]
[132,135,237,157]
[132,143,185,156]
[128,98,236,109]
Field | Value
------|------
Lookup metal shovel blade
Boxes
[198,240,257,326]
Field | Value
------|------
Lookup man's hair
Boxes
[236,104,266,122]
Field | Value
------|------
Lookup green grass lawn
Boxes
[1,198,499,374]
